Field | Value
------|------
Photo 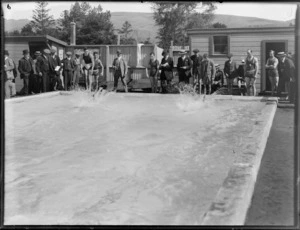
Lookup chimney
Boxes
[70,22,76,45]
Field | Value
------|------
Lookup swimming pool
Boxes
[4,91,277,225]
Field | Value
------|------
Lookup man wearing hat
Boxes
[224,53,238,95]
[18,49,34,95]
[62,51,74,91]
[177,50,192,85]
[212,64,224,93]
[72,51,82,89]
[32,51,42,93]
[4,50,16,98]
[36,48,51,92]
[277,51,295,102]
[159,50,174,93]
[49,47,63,91]
[82,47,95,91]
[190,49,202,93]
[200,53,215,95]
[112,49,128,92]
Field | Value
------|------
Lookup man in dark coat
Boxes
[159,50,174,93]
[49,47,63,91]
[18,49,34,95]
[277,52,295,102]
[200,53,215,95]
[36,49,51,92]
[62,51,74,91]
[177,50,192,85]
[190,48,202,93]
[112,49,128,92]
[32,51,42,93]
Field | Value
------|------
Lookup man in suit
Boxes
[112,49,128,92]
[18,49,34,95]
[32,51,42,93]
[4,50,16,98]
[36,49,51,92]
[200,53,215,95]
[49,47,63,91]
[190,49,202,94]
[62,51,74,91]
[224,53,238,95]
[277,52,295,102]
[159,50,174,93]
[177,50,192,85]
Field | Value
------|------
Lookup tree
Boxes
[212,22,227,28]
[119,21,133,39]
[58,2,116,44]
[77,5,116,44]
[30,1,55,35]
[5,30,21,36]
[20,23,35,35]
[152,2,216,49]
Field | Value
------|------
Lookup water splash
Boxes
[68,88,115,110]
[175,84,207,112]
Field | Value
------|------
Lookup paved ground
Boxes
[245,107,296,226]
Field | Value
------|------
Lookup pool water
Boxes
[5,91,267,225]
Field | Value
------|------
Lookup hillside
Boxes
[4,13,294,44]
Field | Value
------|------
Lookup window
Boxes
[212,36,229,55]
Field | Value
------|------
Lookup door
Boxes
[261,41,287,91]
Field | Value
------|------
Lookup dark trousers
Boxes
[63,70,73,91]
[42,71,50,92]
[277,77,286,96]
[31,74,39,93]
[113,71,126,88]
[179,71,190,84]
[23,75,29,95]
[50,72,63,91]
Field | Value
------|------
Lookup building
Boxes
[187,27,295,94]
[5,35,68,92]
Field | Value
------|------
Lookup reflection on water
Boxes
[4,90,265,225]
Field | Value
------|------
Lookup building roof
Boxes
[5,35,68,46]
[187,26,295,35]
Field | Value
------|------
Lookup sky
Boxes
[2,1,298,21]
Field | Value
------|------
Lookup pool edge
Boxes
[5,92,61,103]
[201,98,278,226]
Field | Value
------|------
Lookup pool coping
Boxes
[201,97,278,225]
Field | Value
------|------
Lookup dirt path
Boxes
[245,108,295,226]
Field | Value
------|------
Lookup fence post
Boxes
[106,45,110,82]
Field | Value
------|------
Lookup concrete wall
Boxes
[190,32,295,93]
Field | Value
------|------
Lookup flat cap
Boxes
[66,51,72,56]
[193,49,200,53]
[116,49,122,54]
[23,49,29,55]
[43,49,50,54]
[34,51,41,55]
[50,48,57,53]
[162,50,169,55]
[227,53,233,58]
[277,52,286,56]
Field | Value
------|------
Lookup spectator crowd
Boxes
[3,47,296,103]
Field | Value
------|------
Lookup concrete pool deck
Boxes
[5,92,278,225]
